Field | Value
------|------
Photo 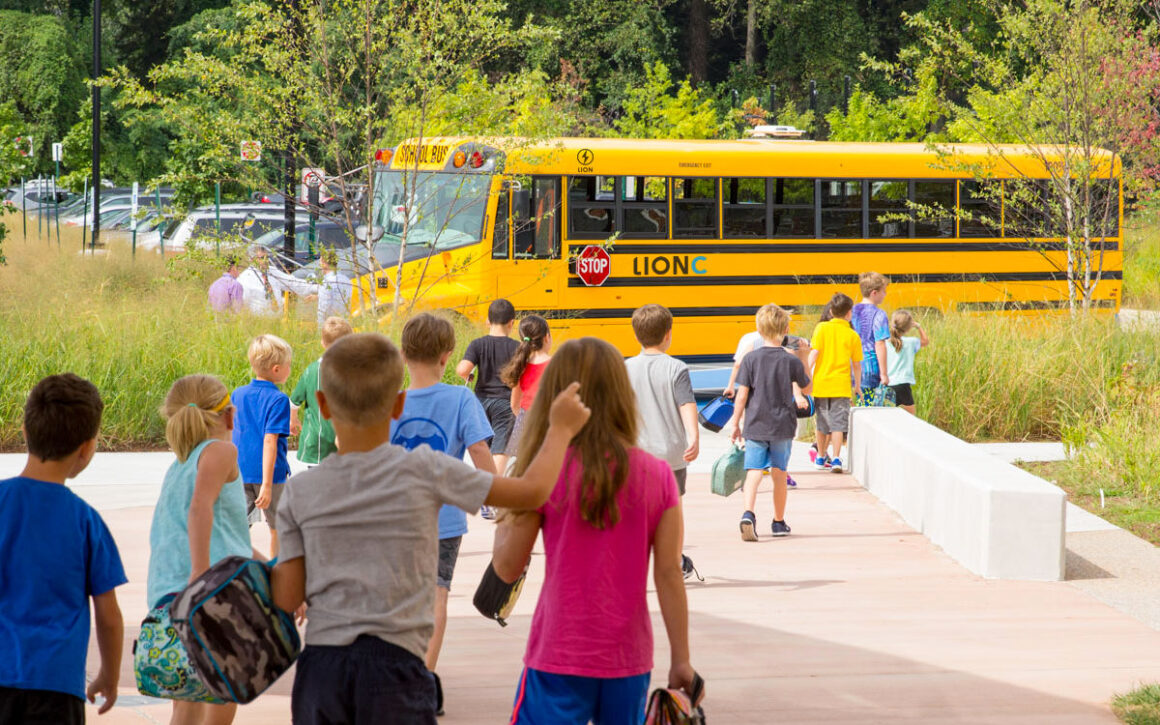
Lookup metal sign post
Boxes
[52,142,62,247]
[156,187,164,256]
[80,178,89,252]
[215,181,221,255]
[20,176,26,240]
[130,181,138,258]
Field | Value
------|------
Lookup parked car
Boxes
[252,221,356,269]
[156,207,285,253]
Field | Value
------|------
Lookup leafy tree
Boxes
[0,11,86,174]
[889,0,1155,312]
[612,61,725,139]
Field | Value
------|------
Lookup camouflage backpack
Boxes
[170,556,300,704]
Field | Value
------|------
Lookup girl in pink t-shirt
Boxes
[494,337,701,724]
[500,314,553,458]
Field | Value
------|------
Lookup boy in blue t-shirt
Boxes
[392,312,495,716]
[852,271,891,404]
[232,333,293,557]
[0,374,127,723]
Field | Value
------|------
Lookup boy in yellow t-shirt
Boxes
[807,293,862,473]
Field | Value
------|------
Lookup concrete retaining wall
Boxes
[848,408,1066,581]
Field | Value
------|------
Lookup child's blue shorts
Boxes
[510,667,650,725]
[744,438,793,472]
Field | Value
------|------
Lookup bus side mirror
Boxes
[512,189,533,255]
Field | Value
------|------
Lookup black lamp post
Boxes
[91,0,100,250]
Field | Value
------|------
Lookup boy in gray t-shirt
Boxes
[270,333,590,722]
[624,304,700,579]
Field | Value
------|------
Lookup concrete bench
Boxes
[848,408,1065,581]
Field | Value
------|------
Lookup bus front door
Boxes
[493,178,562,312]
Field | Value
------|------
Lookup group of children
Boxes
[0,295,707,724]
[0,272,930,723]
[724,271,930,541]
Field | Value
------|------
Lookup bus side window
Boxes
[569,175,616,239]
[492,187,510,259]
[673,177,718,238]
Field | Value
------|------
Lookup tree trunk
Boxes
[687,0,709,85]
[745,0,758,69]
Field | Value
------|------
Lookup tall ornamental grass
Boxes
[915,313,1160,441]
[1,230,329,449]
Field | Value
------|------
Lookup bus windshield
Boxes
[372,169,491,249]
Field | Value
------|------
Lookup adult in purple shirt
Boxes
[207,257,244,313]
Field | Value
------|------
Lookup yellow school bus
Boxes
[358,137,1122,361]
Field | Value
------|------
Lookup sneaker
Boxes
[739,511,758,542]
[830,457,844,473]
[814,455,830,471]
[682,554,704,582]
[808,444,819,464]
[480,505,496,520]
[786,474,797,488]
[771,520,791,537]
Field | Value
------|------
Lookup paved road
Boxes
[3,442,1159,723]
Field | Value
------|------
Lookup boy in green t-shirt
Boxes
[291,317,354,465]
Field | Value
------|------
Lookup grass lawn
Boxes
[1020,460,1160,546]
[1114,683,1160,725]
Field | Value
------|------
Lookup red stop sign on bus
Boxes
[576,245,611,287]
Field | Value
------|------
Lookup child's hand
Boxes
[795,395,808,410]
[256,483,272,509]
[727,423,742,443]
[86,669,118,714]
[548,382,591,437]
[295,602,308,625]
[683,439,699,463]
[668,662,702,705]
[290,419,302,436]
[722,386,735,399]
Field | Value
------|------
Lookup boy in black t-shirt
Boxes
[725,304,811,541]
[457,299,520,478]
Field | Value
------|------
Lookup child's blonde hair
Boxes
[513,338,635,530]
[248,334,292,376]
[889,309,915,352]
[161,374,232,462]
[320,317,354,347]
[319,333,404,426]
[859,271,890,297]
[755,303,790,341]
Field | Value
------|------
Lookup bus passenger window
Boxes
[913,181,955,238]
[569,175,616,238]
[1090,179,1119,237]
[1004,179,1055,238]
[869,181,910,238]
[621,176,668,238]
[772,179,815,238]
[492,189,509,259]
[673,178,718,239]
[821,180,863,238]
[959,180,1001,238]
[723,178,766,238]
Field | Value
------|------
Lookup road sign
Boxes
[14,136,32,157]
[130,182,139,231]
[300,167,332,203]
[240,140,262,161]
[575,245,611,287]
[51,142,62,162]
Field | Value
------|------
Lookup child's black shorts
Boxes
[889,383,915,407]
[0,686,83,725]
[292,635,437,724]
[481,397,515,455]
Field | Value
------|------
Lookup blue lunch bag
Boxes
[698,396,734,432]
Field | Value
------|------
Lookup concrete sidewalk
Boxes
[4,449,1154,724]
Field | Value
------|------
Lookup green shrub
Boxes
[1113,683,1160,725]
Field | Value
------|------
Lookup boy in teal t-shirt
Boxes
[291,317,354,464]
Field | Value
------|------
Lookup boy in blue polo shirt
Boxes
[392,313,495,716]
[233,333,293,557]
[0,374,126,723]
